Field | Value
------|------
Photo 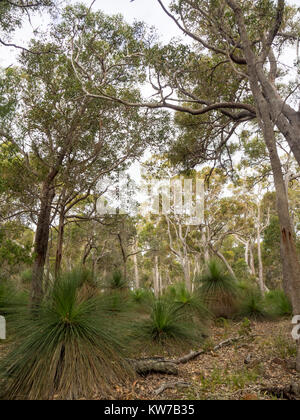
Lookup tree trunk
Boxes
[215,249,237,281]
[236,37,300,368]
[254,90,300,370]
[249,244,256,277]
[54,210,65,279]
[245,240,250,271]
[117,233,127,281]
[153,255,160,297]
[31,181,55,306]
[132,238,140,289]
[256,205,266,295]
[202,227,210,263]
[261,114,300,310]
[183,254,191,292]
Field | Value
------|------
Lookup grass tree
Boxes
[197,260,239,318]
[131,297,205,353]
[0,271,134,400]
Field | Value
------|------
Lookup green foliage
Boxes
[272,334,296,359]
[104,270,128,291]
[166,283,211,320]
[19,269,32,285]
[0,272,134,400]
[131,297,205,351]
[0,281,28,318]
[0,230,32,268]
[130,288,154,307]
[262,216,283,288]
[265,290,292,318]
[237,318,252,337]
[238,288,271,320]
[197,260,239,318]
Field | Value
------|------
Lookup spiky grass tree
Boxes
[265,290,292,318]
[167,283,211,321]
[104,270,128,292]
[131,298,205,352]
[0,273,134,400]
[238,288,271,320]
[197,260,239,318]
[130,288,154,313]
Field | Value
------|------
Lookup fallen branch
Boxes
[127,357,178,375]
[261,382,300,400]
[128,335,250,376]
[154,381,191,396]
[174,335,249,364]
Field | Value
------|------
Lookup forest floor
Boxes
[114,319,299,400]
[0,319,298,400]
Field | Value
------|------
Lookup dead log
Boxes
[262,382,300,400]
[174,335,248,364]
[154,381,191,396]
[127,357,178,375]
[128,335,249,376]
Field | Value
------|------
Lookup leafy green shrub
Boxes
[130,298,205,351]
[265,290,292,318]
[197,260,239,318]
[0,273,134,400]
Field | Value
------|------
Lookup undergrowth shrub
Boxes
[237,288,271,320]
[265,290,292,318]
[166,283,211,321]
[130,297,206,352]
[197,260,239,318]
[0,272,134,400]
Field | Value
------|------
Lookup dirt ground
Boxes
[113,319,299,400]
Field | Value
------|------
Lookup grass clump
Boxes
[197,260,239,318]
[237,288,271,320]
[130,288,154,311]
[103,270,128,292]
[0,272,134,400]
[166,283,211,321]
[265,290,292,318]
[0,281,28,319]
[131,297,205,352]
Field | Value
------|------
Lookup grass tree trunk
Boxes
[31,180,55,306]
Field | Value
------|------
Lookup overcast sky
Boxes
[0,0,182,67]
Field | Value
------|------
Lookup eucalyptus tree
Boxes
[56,1,300,368]
[0,42,168,305]
[0,0,56,51]
[67,2,299,305]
